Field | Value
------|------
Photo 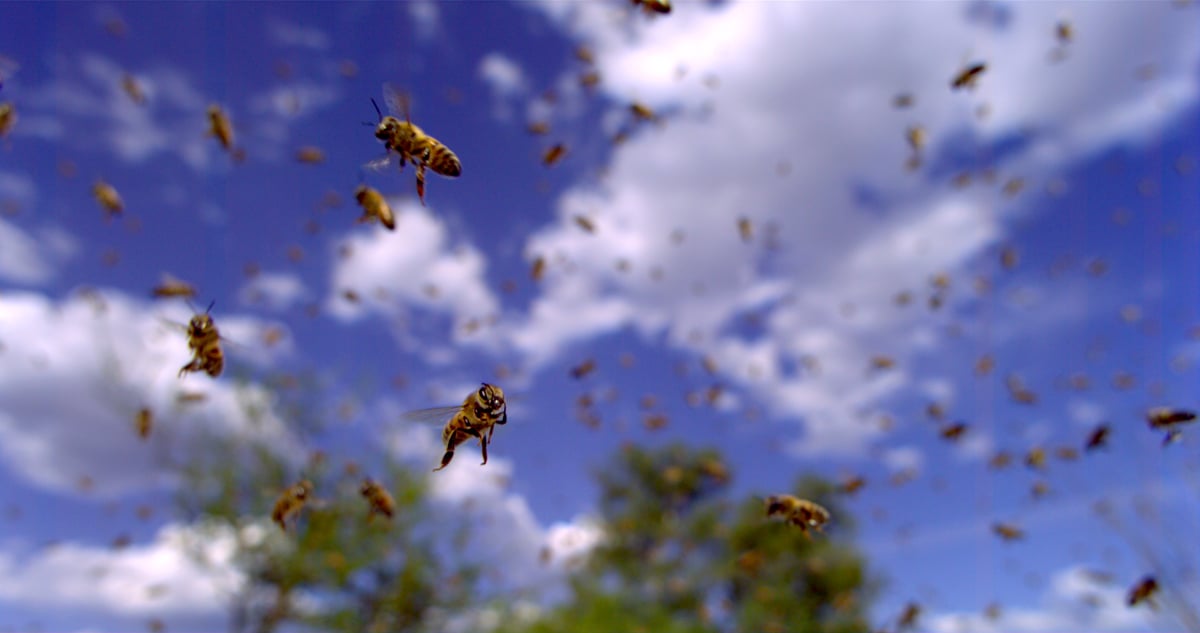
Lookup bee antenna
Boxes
[205,299,216,314]
[370,98,383,121]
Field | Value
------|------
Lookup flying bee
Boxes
[632,0,672,14]
[1085,424,1111,451]
[206,104,234,152]
[1127,575,1159,608]
[92,180,124,218]
[173,301,224,379]
[353,185,395,230]
[360,478,395,522]
[940,422,969,442]
[271,479,313,531]
[763,495,830,536]
[295,146,325,164]
[951,62,987,90]
[151,274,196,299]
[542,143,567,166]
[0,102,15,138]
[368,84,462,206]
[630,102,657,122]
[402,383,508,472]
[1147,407,1196,429]
[897,602,921,631]
[134,407,152,440]
[121,73,146,105]
[906,125,926,152]
[992,522,1025,541]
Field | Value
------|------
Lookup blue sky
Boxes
[1,1,1200,631]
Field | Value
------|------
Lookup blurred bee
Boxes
[992,522,1024,541]
[176,301,224,379]
[630,102,657,122]
[897,602,921,631]
[574,215,596,233]
[1054,446,1079,461]
[353,185,395,230]
[206,104,234,152]
[542,143,567,166]
[271,479,313,531]
[988,450,1013,470]
[579,71,601,89]
[151,274,196,299]
[1024,446,1046,470]
[763,495,830,536]
[940,422,969,442]
[1085,424,1110,451]
[906,125,926,152]
[526,121,550,135]
[839,475,866,496]
[0,102,15,138]
[296,146,325,164]
[1147,407,1195,429]
[950,62,987,90]
[530,255,546,281]
[1126,575,1159,608]
[121,73,146,105]
[369,84,462,206]
[134,407,152,440]
[402,383,508,471]
[1056,20,1073,44]
[360,478,395,522]
[92,180,124,218]
[632,0,671,14]
[737,217,752,242]
[570,358,596,379]
[575,46,595,64]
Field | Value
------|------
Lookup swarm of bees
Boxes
[403,383,508,472]
[271,479,314,531]
[176,302,224,379]
[353,185,395,230]
[763,494,830,536]
[369,84,462,206]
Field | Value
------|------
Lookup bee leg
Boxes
[177,360,199,378]
[433,448,455,471]
[480,435,489,466]
[433,430,464,472]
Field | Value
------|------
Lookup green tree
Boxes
[496,443,878,633]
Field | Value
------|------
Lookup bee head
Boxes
[375,116,400,141]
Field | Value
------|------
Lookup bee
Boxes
[950,62,987,90]
[906,125,926,152]
[1024,446,1046,470]
[402,383,508,472]
[897,602,921,631]
[526,121,550,135]
[92,180,124,218]
[271,479,313,531]
[1085,424,1111,451]
[0,102,15,138]
[530,255,546,281]
[988,450,1013,470]
[369,84,462,206]
[570,358,597,379]
[632,0,671,14]
[1127,575,1159,608]
[353,185,395,230]
[151,274,196,299]
[579,71,601,89]
[940,422,969,442]
[206,104,234,152]
[542,143,567,166]
[839,475,866,496]
[360,478,395,522]
[630,102,657,122]
[1055,20,1073,44]
[1147,407,1196,429]
[134,407,152,440]
[763,495,830,536]
[176,301,224,379]
[574,215,596,233]
[992,522,1025,541]
[121,73,145,105]
[295,146,325,164]
[737,217,752,242]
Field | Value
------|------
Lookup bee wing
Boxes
[400,405,464,425]
[381,83,411,121]
[364,153,395,172]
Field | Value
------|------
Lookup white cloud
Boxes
[408,0,441,43]
[237,271,310,312]
[265,18,330,50]
[501,1,1200,458]
[0,171,36,204]
[0,289,303,497]
[0,218,77,285]
[0,521,249,618]
[478,52,530,120]
[882,445,925,472]
[326,198,500,351]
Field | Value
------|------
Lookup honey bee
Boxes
[92,180,124,218]
[369,84,462,206]
[402,383,508,471]
[737,217,752,242]
[121,73,145,105]
[1126,575,1159,608]
[906,125,926,152]
[353,185,395,230]
[988,450,1013,470]
[526,121,550,135]
[176,301,224,379]
[1085,424,1110,451]
[631,0,671,14]
[1025,446,1047,470]
[1055,20,1073,44]
[630,102,657,122]
[992,522,1025,541]
[951,62,987,90]
[573,215,596,233]
[134,407,152,440]
[897,602,921,631]
[570,358,597,379]
[579,71,601,89]
[151,274,196,299]
[530,255,546,281]
[0,102,15,138]
[839,475,866,496]
[206,104,234,152]
[271,479,313,531]
[1146,407,1196,429]
[940,422,969,442]
[295,146,325,164]
[360,478,395,522]
[542,143,567,166]
[763,495,830,536]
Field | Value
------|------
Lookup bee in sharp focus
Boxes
[271,479,313,531]
[353,185,395,230]
[92,180,124,218]
[176,301,224,379]
[368,84,462,206]
[360,478,395,522]
[402,383,507,472]
[763,494,830,536]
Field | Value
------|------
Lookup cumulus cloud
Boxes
[408,0,441,43]
[265,18,330,50]
[237,270,310,312]
[498,1,1200,457]
[0,218,78,285]
[0,289,303,497]
[325,198,500,351]
[0,521,249,619]
[478,52,530,120]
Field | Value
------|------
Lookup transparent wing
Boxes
[381,83,411,121]
[400,405,463,425]
[364,153,395,172]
